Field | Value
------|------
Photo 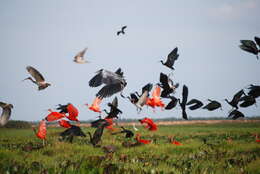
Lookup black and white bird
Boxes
[117,26,127,36]
[0,102,13,126]
[89,68,127,98]
[225,89,245,110]
[186,99,203,110]
[23,66,51,90]
[160,47,179,70]
[203,99,222,111]
[158,73,179,98]
[178,85,188,120]
[74,47,89,64]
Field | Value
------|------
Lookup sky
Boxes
[0,0,259,121]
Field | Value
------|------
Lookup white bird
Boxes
[132,123,138,131]
[0,102,13,126]
[74,47,89,64]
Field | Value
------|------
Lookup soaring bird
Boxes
[248,84,260,99]
[117,26,127,36]
[225,89,245,110]
[104,97,122,119]
[186,99,203,110]
[239,95,256,108]
[60,125,86,143]
[111,126,134,138]
[239,37,260,59]
[165,96,178,110]
[178,85,188,120]
[89,68,127,98]
[74,47,89,64]
[158,73,179,98]
[203,99,222,111]
[23,66,51,90]
[228,110,245,120]
[0,102,13,126]
[88,120,109,147]
[160,47,179,70]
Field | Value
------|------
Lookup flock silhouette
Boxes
[0,27,259,146]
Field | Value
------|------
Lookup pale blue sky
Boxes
[0,0,259,121]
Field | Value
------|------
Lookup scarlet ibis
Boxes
[58,120,72,128]
[225,89,245,109]
[178,85,188,120]
[60,125,86,143]
[135,133,151,144]
[86,97,102,113]
[112,126,134,138]
[203,99,222,111]
[117,26,127,35]
[74,47,89,64]
[57,103,79,121]
[228,109,245,120]
[23,66,51,90]
[239,38,259,59]
[160,47,179,70]
[248,84,260,99]
[158,72,179,98]
[88,120,109,146]
[255,134,260,143]
[186,99,203,110]
[239,95,256,108]
[45,109,66,122]
[0,102,13,126]
[146,86,165,109]
[32,119,47,141]
[165,96,178,110]
[139,117,157,131]
[104,97,122,119]
[89,68,127,98]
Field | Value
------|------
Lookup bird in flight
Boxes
[160,47,179,70]
[239,36,260,59]
[23,66,51,90]
[74,47,89,64]
[117,26,127,36]
[0,101,13,126]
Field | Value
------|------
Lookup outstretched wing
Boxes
[0,105,12,126]
[166,47,179,66]
[182,85,188,106]
[159,73,169,89]
[232,90,245,103]
[254,36,260,48]
[97,83,124,98]
[26,66,45,82]
[111,97,118,108]
[75,47,87,58]
[89,70,103,87]
[122,26,127,32]
[165,96,178,110]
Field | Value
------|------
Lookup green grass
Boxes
[1,122,260,174]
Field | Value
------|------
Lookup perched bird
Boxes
[104,97,122,119]
[239,37,260,59]
[178,85,188,120]
[88,120,109,147]
[160,47,179,70]
[74,47,89,64]
[225,89,245,110]
[239,95,256,108]
[228,110,245,120]
[23,66,51,90]
[117,26,127,36]
[89,68,127,98]
[111,126,134,138]
[158,73,179,98]
[186,99,203,110]
[59,125,86,143]
[0,102,13,126]
[248,84,260,99]
[203,99,222,111]
[165,96,178,110]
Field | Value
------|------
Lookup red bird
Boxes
[45,109,66,122]
[58,120,72,128]
[104,118,116,131]
[254,134,260,143]
[33,119,47,140]
[146,86,165,109]
[139,117,157,131]
[171,140,182,146]
[86,97,102,113]
[136,133,151,144]
[66,104,79,121]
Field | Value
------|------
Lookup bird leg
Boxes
[23,77,37,84]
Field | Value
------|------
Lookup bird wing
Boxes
[240,40,258,54]
[142,83,153,94]
[182,85,188,106]
[239,45,258,55]
[74,48,87,59]
[232,90,245,103]
[165,96,178,110]
[159,73,170,89]
[152,86,161,98]
[166,47,179,66]
[137,91,148,107]
[111,97,118,108]
[0,102,7,108]
[0,107,12,126]
[130,93,139,103]
[96,83,124,98]
[26,66,45,82]
[186,99,199,105]
[89,70,104,87]
[115,68,123,77]
[117,31,121,35]
[122,26,127,31]
[254,36,260,48]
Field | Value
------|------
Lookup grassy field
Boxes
[1,122,260,174]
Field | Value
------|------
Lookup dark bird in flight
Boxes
[225,89,245,110]
[112,126,134,138]
[0,102,13,126]
[117,26,127,35]
[186,99,203,110]
[89,68,127,98]
[239,95,256,108]
[74,47,89,64]
[160,47,179,70]
[59,125,86,143]
[88,120,109,147]
[248,84,260,99]
[228,110,245,120]
[165,96,178,110]
[104,97,122,119]
[158,73,179,98]
[178,85,188,120]
[239,37,260,59]
[203,99,222,111]
[23,66,51,90]
[126,93,139,105]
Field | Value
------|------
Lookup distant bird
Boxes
[56,103,79,121]
[139,117,157,131]
[104,97,122,119]
[203,99,222,111]
[23,66,51,90]
[158,73,179,98]
[60,125,86,143]
[248,84,260,99]
[89,68,127,98]
[111,126,134,138]
[117,26,127,36]
[135,83,153,112]
[239,37,260,59]
[132,123,138,131]
[239,95,256,108]
[186,99,203,110]
[165,96,178,110]
[228,110,245,120]
[74,47,89,64]
[225,89,245,110]
[88,120,109,147]
[86,97,102,113]
[58,119,72,128]
[0,102,13,126]
[160,47,179,70]
[135,133,151,144]
[178,85,188,120]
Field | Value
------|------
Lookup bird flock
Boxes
[0,29,259,146]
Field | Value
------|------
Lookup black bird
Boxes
[89,68,127,98]
[0,102,13,126]
[186,99,203,110]
[126,93,139,105]
[239,95,256,108]
[248,84,260,99]
[112,126,134,138]
[59,125,86,143]
[228,110,245,120]
[158,73,179,98]
[88,120,109,147]
[104,97,122,119]
[165,96,178,110]
[117,26,127,36]
[178,85,188,120]
[160,47,179,70]
[239,37,260,59]
[225,89,245,109]
[203,99,222,111]
[90,118,108,128]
